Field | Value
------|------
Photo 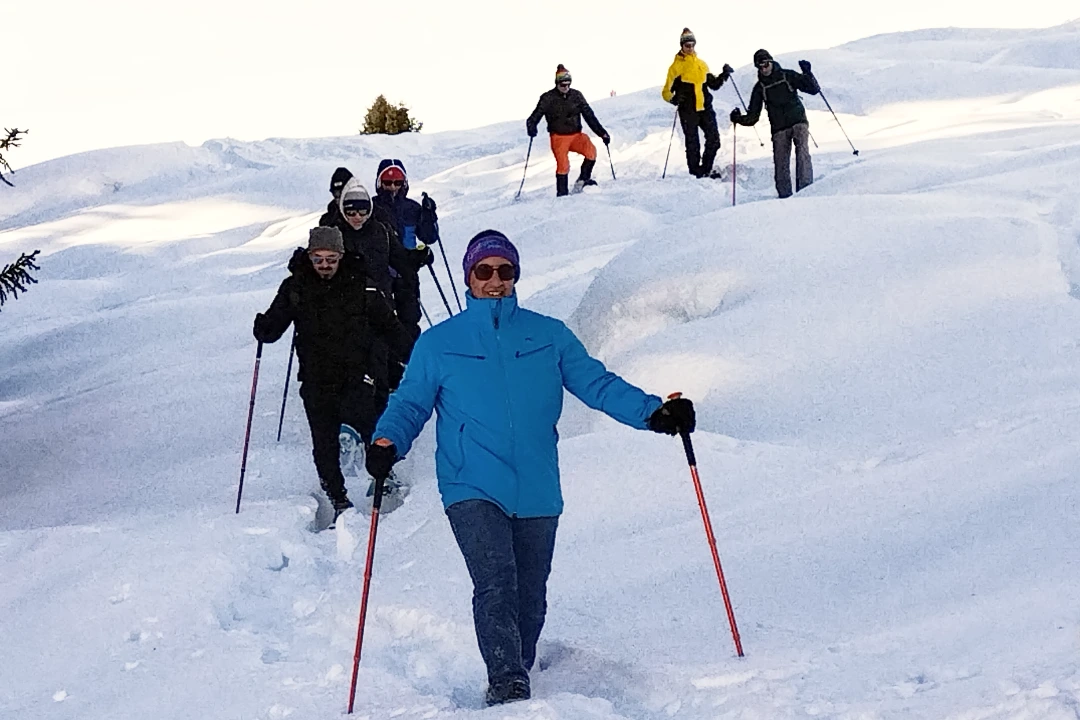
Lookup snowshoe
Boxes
[326,496,354,530]
[362,470,409,515]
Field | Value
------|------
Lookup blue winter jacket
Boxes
[374,292,664,517]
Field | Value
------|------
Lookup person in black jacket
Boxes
[333,177,430,389]
[252,226,414,518]
[730,49,820,198]
[526,64,611,197]
[318,167,353,228]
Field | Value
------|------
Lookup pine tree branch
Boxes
[0,250,41,310]
[0,128,29,187]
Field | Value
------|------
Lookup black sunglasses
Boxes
[381,179,404,187]
[473,263,515,281]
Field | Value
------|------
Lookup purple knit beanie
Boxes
[462,230,520,286]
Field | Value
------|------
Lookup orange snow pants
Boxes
[550,132,597,174]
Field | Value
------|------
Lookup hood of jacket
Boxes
[375,158,410,199]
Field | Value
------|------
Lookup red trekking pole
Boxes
[235,342,263,514]
[669,393,744,657]
[346,473,387,714]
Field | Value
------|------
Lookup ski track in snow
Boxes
[3,22,1080,720]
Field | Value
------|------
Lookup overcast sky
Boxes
[8,2,1079,168]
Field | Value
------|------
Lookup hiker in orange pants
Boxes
[526,64,611,197]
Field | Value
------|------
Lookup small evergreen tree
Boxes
[361,96,423,135]
[0,251,40,311]
[0,128,28,187]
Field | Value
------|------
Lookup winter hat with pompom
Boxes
[555,64,572,84]
[680,28,696,45]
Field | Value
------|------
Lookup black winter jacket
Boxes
[526,88,607,137]
[735,64,820,134]
[331,216,419,300]
[253,249,414,388]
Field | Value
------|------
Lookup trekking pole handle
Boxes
[666,392,698,466]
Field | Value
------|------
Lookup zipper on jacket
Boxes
[491,299,518,515]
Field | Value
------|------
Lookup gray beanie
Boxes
[308,226,344,254]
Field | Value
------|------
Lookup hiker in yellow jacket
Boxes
[662,28,733,178]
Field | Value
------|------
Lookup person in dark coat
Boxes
[332,177,429,389]
[730,49,820,198]
[661,28,733,178]
[252,226,415,518]
[372,158,437,334]
[526,64,611,197]
[318,167,353,228]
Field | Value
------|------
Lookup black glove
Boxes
[799,60,812,75]
[527,124,538,138]
[729,108,742,124]
[601,132,611,145]
[253,313,271,343]
[366,442,398,480]
[647,397,696,435]
[420,192,437,213]
[416,246,435,267]
[668,95,679,106]
[722,63,734,76]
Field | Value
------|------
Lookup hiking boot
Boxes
[555,174,569,197]
[484,678,530,706]
[326,495,353,529]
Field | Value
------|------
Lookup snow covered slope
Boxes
[2,22,1080,720]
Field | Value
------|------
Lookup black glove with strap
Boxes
[647,397,696,435]
[798,59,812,75]
[722,63,735,76]
[601,132,611,145]
[365,442,398,481]
[729,108,743,124]
[526,123,538,138]
[420,192,437,213]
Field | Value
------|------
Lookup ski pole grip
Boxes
[679,430,697,467]
[370,474,386,512]
[665,392,697,466]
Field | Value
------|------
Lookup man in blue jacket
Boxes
[366,230,696,706]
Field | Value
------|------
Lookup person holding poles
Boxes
[662,28,734,179]
[526,65,611,197]
[730,49,820,198]
[364,229,696,706]
[252,227,415,523]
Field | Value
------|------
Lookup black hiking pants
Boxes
[679,106,721,177]
[300,378,387,502]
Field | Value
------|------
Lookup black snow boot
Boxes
[327,494,353,529]
[555,173,569,197]
[575,159,598,192]
[485,678,531,706]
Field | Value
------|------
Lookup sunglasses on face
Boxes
[558,81,571,88]
[758,61,771,68]
[381,179,404,188]
[472,263,516,281]
[310,255,341,266]
[343,209,369,218]
[682,42,695,48]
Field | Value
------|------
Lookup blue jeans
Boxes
[445,499,559,685]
